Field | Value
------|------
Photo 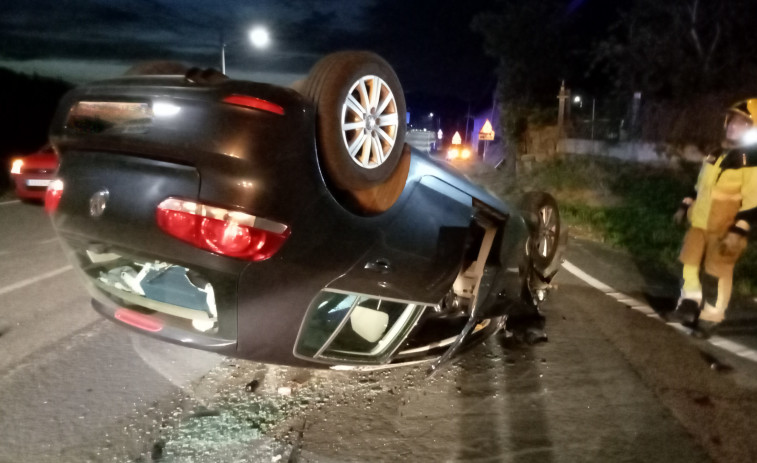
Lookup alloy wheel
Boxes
[340,75,399,169]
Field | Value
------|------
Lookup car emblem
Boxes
[89,189,110,217]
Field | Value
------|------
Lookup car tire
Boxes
[302,51,407,191]
[521,192,562,273]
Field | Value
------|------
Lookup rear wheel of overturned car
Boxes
[303,51,407,191]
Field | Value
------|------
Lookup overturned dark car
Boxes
[47,52,566,371]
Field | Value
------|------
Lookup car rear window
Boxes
[65,101,152,135]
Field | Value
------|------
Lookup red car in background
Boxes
[9,145,59,200]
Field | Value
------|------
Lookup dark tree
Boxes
[594,0,757,100]
[593,0,757,145]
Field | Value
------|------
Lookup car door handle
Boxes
[364,258,393,274]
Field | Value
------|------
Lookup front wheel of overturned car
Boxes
[302,51,407,191]
[521,191,565,279]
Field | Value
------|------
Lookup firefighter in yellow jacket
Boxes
[670,99,757,336]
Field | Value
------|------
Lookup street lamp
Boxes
[573,94,597,140]
[249,27,270,48]
[221,26,270,75]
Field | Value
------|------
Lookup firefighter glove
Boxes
[673,198,694,227]
[719,232,745,257]
[673,206,689,226]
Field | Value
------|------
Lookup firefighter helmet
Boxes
[727,99,757,127]
[725,99,757,146]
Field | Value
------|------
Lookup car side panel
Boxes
[327,173,472,303]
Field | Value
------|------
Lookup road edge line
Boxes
[562,259,757,365]
[0,265,73,297]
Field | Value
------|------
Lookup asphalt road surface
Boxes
[2,197,757,462]
[0,198,223,462]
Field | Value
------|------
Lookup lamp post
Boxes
[557,81,570,132]
[573,94,596,141]
[221,26,270,75]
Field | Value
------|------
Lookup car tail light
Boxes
[223,95,285,115]
[156,198,290,261]
[45,179,64,214]
[10,159,23,175]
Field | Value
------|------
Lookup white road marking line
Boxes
[562,259,757,365]
[561,261,615,293]
[0,199,21,206]
[632,305,656,315]
[708,337,757,362]
[0,265,73,297]
[0,238,60,256]
[668,323,689,334]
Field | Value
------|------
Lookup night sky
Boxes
[0,1,360,83]
[0,0,494,98]
[1,0,617,105]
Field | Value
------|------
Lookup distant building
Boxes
[406,108,441,153]
[406,129,437,153]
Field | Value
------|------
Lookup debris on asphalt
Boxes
[699,351,734,374]
[150,440,164,461]
[188,407,221,419]
[693,395,714,407]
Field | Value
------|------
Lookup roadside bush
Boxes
[499,155,757,294]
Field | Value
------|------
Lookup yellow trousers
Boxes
[679,227,746,322]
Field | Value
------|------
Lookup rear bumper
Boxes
[12,173,53,200]
[91,297,236,354]
[58,235,240,355]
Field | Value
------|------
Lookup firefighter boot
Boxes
[667,298,700,327]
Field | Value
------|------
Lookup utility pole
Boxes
[464,102,471,144]
[220,31,226,74]
[631,91,642,139]
[557,81,570,134]
[483,90,497,161]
